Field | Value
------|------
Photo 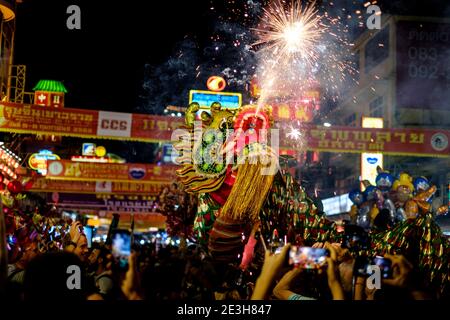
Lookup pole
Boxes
[0,201,8,299]
[105,213,120,246]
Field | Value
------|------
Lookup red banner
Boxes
[280,124,450,158]
[1,102,448,157]
[131,113,184,142]
[30,178,168,195]
[45,160,178,183]
[0,102,98,136]
[0,102,184,142]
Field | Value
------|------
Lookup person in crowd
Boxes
[92,247,115,299]
[355,254,432,300]
[7,240,39,286]
[64,221,89,263]
[270,243,345,300]
[4,205,446,301]
[22,251,88,301]
[6,240,39,300]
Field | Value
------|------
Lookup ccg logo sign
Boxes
[97,111,132,138]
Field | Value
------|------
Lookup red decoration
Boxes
[23,180,35,191]
[7,180,23,194]
[207,76,226,92]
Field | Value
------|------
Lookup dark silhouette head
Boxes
[23,251,87,301]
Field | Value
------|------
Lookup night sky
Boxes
[13,0,214,112]
[12,0,450,115]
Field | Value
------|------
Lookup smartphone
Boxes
[274,246,284,254]
[341,224,369,252]
[111,229,131,269]
[75,214,87,226]
[105,213,120,246]
[371,256,393,279]
[354,256,393,279]
[83,226,93,249]
[289,246,329,269]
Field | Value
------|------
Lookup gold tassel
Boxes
[220,158,276,223]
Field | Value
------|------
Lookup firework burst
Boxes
[252,0,326,66]
[251,0,358,101]
[286,126,302,140]
[250,0,358,147]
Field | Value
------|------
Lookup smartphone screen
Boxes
[83,226,93,249]
[111,229,131,269]
[289,246,329,269]
[371,256,393,279]
[354,256,393,279]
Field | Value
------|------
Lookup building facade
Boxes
[320,15,450,211]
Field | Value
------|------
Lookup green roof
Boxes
[33,80,68,93]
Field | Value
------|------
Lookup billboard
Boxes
[322,193,352,216]
[294,125,450,158]
[46,160,178,183]
[47,193,157,213]
[28,149,60,175]
[1,102,448,157]
[161,144,174,164]
[189,90,242,109]
[0,102,185,142]
[361,117,383,186]
[396,20,450,110]
[30,178,167,195]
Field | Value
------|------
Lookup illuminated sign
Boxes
[162,144,174,164]
[28,150,60,175]
[71,155,125,164]
[206,76,226,92]
[361,117,383,186]
[82,143,96,156]
[72,156,108,163]
[362,117,383,129]
[80,144,109,159]
[361,153,383,186]
[189,90,241,110]
[95,146,106,157]
[322,193,352,216]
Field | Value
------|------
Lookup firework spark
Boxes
[287,127,301,140]
[252,0,326,65]
[251,0,358,112]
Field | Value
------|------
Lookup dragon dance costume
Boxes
[173,102,449,297]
